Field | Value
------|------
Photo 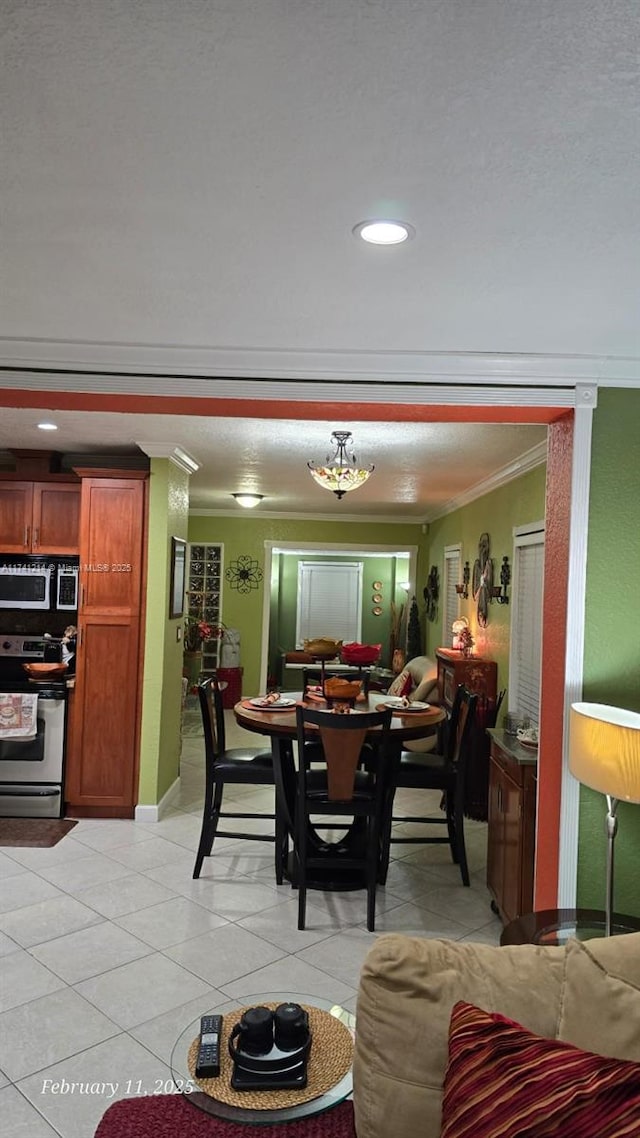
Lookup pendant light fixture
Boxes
[307,430,374,500]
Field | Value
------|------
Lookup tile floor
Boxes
[0,713,501,1137]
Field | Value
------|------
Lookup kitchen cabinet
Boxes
[0,481,80,554]
[64,472,147,816]
[486,729,537,925]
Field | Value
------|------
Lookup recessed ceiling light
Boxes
[353,220,414,245]
[232,493,264,509]
[37,422,58,431]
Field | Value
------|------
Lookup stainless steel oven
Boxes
[0,637,68,818]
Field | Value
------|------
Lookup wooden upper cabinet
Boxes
[32,484,80,554]
[79,477,145,612]
[0,482,33,551]
[0,480,80,554]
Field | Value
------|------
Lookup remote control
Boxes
[196,1014,223,1078]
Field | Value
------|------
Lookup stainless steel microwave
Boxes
[0,557,79,611]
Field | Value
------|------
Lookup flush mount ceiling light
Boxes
[232,493,264,509]
[308,430,374,501]
[37,421,58,431]
[353,219,414,245]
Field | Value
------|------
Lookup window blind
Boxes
[296,561,363,646]
[510,537,544,726]
[443,546,461,647]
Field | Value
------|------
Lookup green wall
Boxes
[188,515,425,695]
[424,464,547,719]
[138,459,189,805]
[272,551,410,671]
[578,388,640,915]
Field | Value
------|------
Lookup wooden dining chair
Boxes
[193,675,285,881]
[380,684,478,886]
[293,704,393,931]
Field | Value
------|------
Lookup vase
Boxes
[183,650,203,686]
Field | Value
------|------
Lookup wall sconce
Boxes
[455,562,470,599]
[491,556,511,604]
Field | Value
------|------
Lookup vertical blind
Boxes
[510,536,544,726]
[443,546,461,647]
[296,561,363,647]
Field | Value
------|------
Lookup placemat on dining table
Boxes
[186,1002,354,1109]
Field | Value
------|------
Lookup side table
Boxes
[171,991,355,1126]
[500,907,640,946]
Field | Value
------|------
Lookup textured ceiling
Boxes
[1,0,638,359]
[0,1,636,517]
[0,407,546,520]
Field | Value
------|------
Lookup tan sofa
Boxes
[353,931,640,1138]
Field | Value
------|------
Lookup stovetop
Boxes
[0,635,70,694]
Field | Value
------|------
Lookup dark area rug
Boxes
[95,1095,355,1137]
[0,817,78,847]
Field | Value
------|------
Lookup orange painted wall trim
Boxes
[535,414,573,908]
[0,386,563,424]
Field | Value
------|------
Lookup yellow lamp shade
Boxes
[569,703,640,802]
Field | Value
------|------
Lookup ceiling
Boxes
[0,1,637,517]
[0,407,547,520]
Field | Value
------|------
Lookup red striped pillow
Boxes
[441,1000,640,1137]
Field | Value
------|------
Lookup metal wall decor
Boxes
[491,556,511,605]
[423,565,439,622]
[455,562,470,600]
[472,532,494,627]
[225,555,263,594]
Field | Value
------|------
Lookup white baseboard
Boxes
[134,776,181,823]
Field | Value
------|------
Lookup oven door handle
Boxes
[0,786,60,796]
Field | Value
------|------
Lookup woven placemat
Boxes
[186,1003,353,1110]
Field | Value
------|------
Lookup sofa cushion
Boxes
[352,934,565,1138]
[558,935,640,1060]
[441,1000,640,1138]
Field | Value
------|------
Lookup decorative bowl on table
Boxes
[340,642,381,666]
[303,638,343,659]
[23,662,68,678]
[323,677,363,706]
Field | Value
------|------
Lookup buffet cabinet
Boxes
[435,648,497,710]
[486,730,537,925]
[0,480,80,554]
[65,471,148,816]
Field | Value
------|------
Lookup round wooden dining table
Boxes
[234,692,446,891]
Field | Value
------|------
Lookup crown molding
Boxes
[424,440,548,523]
[0,337,639,386]
[136,442,200,473]
[189,507,424,525]
[0,368,577,409]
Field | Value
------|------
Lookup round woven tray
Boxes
[186,1002,354,1110]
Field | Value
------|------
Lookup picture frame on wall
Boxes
[169,536,187,618]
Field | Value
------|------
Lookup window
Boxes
[296,561,363,647]
[509,523,545,727]
[443,545,462,647]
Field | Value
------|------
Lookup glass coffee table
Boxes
[170,992,355,1126]
[500,908,640,946]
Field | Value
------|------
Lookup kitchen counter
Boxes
[486,727,538,766]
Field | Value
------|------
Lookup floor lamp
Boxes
[569,703,640,936]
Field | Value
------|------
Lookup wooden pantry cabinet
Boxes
[65,472,148,816]
[486,730,537,925]
[0,480,80,554]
